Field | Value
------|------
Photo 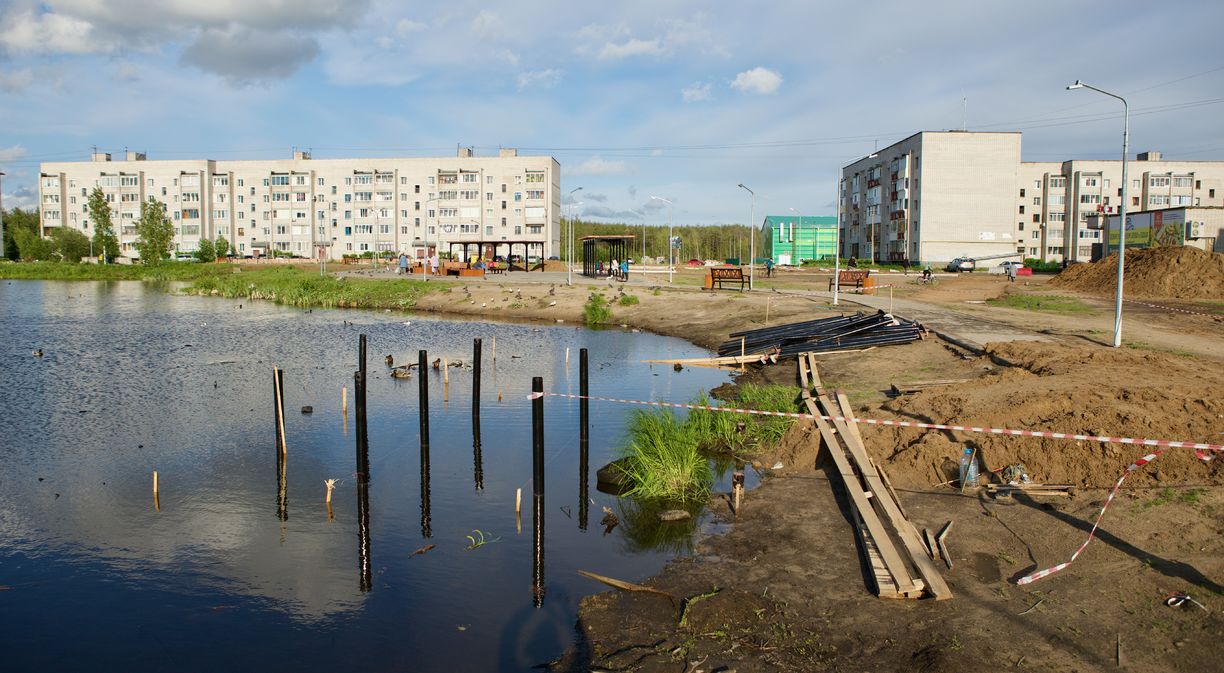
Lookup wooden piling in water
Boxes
[532,375,546,607]
[153,471,160,511]
[443,357,449,384]
[491,336,496,363]
[473,338,483,491]
[355,335,369,479]
[342,385,348,416]
[418,349,430,452]
[579,348,590,531]
[273,367,287,455]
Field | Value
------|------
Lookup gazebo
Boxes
[580,235,635,277]
[446,239,549,272]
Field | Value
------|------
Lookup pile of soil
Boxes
[858,341,1224,488]
[1049,246,1224,299]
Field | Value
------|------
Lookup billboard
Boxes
[1106,210,1186,249]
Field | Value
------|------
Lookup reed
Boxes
[618,409,712,501]
[186,266,436,310]
[582,294,613,325]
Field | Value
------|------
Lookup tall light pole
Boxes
[650,196,673,284]
[421,196,438,282]
[833,169,842,306]
[566,186,583,285]
[737,184,755,290]
[1067,79,1128,348]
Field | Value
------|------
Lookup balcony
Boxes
[867,178,880,188]
[890,209,906,221]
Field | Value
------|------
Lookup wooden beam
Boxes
[818,394,953,600]
[837,392,909,520]
[804,396,921,594]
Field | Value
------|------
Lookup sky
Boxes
[1,0,1222,226]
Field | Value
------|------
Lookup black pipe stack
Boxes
[531,376,545,607]
[716,310,927,358]
[578,348,589,531]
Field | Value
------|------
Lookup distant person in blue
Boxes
[398,253,408,275]
[765,257,774,277]
[620,258,629,281]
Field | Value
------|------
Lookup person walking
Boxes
[620,258,629,281]
[1006,263,1018,283]
[765,257,774,278]
[398,253,408,275]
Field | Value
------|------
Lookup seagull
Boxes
[548,300,557,307]
[32,349,43,357]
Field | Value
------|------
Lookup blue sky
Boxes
[2,0,1222,226]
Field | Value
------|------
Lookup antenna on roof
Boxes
[962,96,967,131]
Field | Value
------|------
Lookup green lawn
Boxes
[986,294,1092,313]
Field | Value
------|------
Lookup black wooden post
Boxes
[579,348,590,531]
[532,376,545,606]
[418,349,429,451]
[473,339,484,491]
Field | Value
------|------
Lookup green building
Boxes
[764,215,837,265]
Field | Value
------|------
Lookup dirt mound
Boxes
[857,341,1224,489]
[1049,246,1224,299]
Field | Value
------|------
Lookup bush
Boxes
[1024,258,1062,273]
[618,294,639,306]
[194,238,217,263]
[583,294,612,325]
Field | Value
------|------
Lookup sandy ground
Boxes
[348,264,1223,672]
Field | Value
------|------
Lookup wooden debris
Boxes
[578,570,677,607]
[937,521,954,569]
[890,379,971,395]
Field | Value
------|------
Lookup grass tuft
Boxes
[986,294,1091,313]
[583,294,613,325]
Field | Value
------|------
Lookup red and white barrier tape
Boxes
[537,392,1224,452]
[1016,449,1164,584]
[1123,298,1222,319]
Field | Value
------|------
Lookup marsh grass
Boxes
[986,294,1091,313]
[619,384,801,501]
[0,260,229,282]
[583,294,613,325]
[186,266,433,310]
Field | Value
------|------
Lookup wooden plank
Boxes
[803,396,920,594]
[924,528,941,561]
[849,501,901,598]
[937,521,954,570]
[818,394,953,600]
[836,392,910,521]
[797,353,811,389]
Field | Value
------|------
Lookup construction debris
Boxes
[797,353,951,600]
[718,311,927,359]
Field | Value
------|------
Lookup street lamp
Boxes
[1067,79,1128,348]
[566,186,583,285]
[421,196,439,282]
[737,184,755,290]
[650,196,674,284]
[787,206,800,267]
[833,170,842,306]
[0,171,6,260]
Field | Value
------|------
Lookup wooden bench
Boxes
[708,266,746,291]
[486,264,505,274]
[829,269,870,290]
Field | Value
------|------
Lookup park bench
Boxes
[829,269,870,290]
[708,266,746,291]
[486,264,505,274]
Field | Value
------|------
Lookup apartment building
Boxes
[39,148,561,260]
[841,133,1224,265]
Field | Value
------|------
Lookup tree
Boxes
[48,226,92,262]
[87,187,119,262]
[193,237,216,262]
[12,226,53,260]
[214,235,230,259]
[134,197,175,264]
[3,207,41,261]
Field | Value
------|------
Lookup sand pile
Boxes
[849,341,1224,489]
[1049,246,1224,299]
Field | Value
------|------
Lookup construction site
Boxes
[530,247,1224,673]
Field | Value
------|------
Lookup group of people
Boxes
[596,258,630,281]
[396,253,439,276]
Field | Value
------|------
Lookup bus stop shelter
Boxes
[446,239,548,271]
[580,235,634,277]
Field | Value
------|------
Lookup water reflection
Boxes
[615,498,704,555]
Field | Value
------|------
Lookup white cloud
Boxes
[470,10,503,42]
[0,8,113,55]
[0,144,28,162]
[569,157,629,176]
[181,27,320,83]
[731,67,782,94]
[395,19,426,37]
[581,205,644,220]
[681,82,711,102]
[4,184,38,209]
[599,37,663,60]
[0,68,35,91]
[516,68,562,90]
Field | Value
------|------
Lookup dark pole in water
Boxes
[419,349,432,538]
[532,376,545,606]
[473,337,483,489]
[273,367,286,454]
[355,334,372,592]
[579,348,590,531]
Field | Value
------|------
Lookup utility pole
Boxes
[0,171,6,260]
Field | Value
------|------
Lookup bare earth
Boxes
[359,262,1223,672]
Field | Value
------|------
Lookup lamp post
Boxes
[566,187,583,285]
[420,196,438,282]
[650,196,673,284]
[1067,79,1128,348]
[787,206,799,266]
[0,171,5,260]
[833,169,842,306]
[737,184,755,290]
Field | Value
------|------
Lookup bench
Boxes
[708,266,746,291]
[829,269,870,290]
[486,264,505,275]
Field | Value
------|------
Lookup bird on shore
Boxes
[32,349,43,357]
[431,358,442,370]
[385,354,395,367]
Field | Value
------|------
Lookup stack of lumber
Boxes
[796,352,952,600]
[718,311,927,359]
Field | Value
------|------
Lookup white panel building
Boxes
[39,148,561,261]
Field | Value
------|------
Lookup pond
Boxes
[0,280,743,672]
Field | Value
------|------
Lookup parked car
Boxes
[547,255,560,260]
[945,257,976,272]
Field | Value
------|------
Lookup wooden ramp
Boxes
[797,352,952,601]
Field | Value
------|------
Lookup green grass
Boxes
[1124,341,1195,358]
[0,260,229,281]
[618,409,712,501]
[583,294,613,325]
[1142,487,1205,508]
[986,294,1092,313]
[186,265,435,310]
[618,294,639,306]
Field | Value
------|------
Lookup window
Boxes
[486,192,493,201]
[1034,180,1041,189]
[271,175,289,186]
[1033,197,1041,206]
[462,173,477,183]
[1019,222,1025,231]
[1149,195,1170,206]
[1083,177,1098,187]
[514,225,521,235]
[400,177,407,185]
[213,176,229,187]
[1019,205,1025,214]
[1032,214,1040,223]
[1132,197,1140,206]
[501,217,507,226]
[1149,176,1170,188]
[415,185,420,194]
[439,190,457,200]
[428,177,435,184]
[486,175,493,185]
[1211,189,1217,198]
[526,190,544,200]
[1050,212,1065,222]
[1049,177,1065,188]
[344,210,351,219]
[355,192,372,201]
[501,201,507,210]
[1020,188,1025,197]
[460,190,478,200]
[525,171,544,184]
[1132,179,1140,190]
[513,192,521,202]
[400,209,408,217]
[354,175,372,185]
[1079,194,1100,204]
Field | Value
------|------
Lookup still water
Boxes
[0,281,736,672]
